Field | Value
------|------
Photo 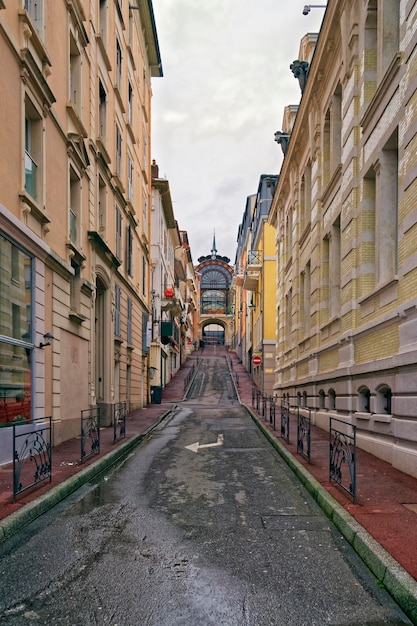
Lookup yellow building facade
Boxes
[269,0,417,477]
[0,1,162,442]
[235,175,277,395]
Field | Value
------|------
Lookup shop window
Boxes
[0,233,33,424]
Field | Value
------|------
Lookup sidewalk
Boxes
[1,346,417,620]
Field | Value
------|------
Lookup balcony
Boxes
[247,250,262,269]
[242,270,259,291]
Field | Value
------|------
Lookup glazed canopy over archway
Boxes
[196,248,233,316]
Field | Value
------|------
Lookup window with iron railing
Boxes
[247,250,262,265]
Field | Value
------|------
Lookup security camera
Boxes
[303,5,311,15]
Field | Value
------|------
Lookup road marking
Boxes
[185,433,224,453]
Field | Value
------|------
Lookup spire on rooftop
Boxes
[211,229,217,259]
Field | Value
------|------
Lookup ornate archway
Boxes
[196,241,234,348]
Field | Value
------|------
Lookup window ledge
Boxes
[69,310,87,325]
[358,277,398,307]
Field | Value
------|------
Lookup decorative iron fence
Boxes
[281,399,290,442]
[329,417,357,503]
[184,363,196,391]
[297,408,311,463]
[269,396,276,430]
[80,406,100,462]
[13,417,52,501]
[256,389,262,412]
[113,401,126,444]
[262,394,267,419]
[251,385,256,407]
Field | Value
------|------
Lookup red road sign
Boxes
[252,355,262,366]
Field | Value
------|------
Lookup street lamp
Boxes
[302,4,326,15]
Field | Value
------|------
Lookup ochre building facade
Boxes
[269,0,417,477]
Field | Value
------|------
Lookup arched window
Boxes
[318,389,326,409]
[328,389,336,411]
[376,385,392,414]
[358,387,371,412]
[201,290,226,314]
[303,391,308,408]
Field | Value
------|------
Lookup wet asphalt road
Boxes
[0,356,413,625]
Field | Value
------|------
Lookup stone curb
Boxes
[0,407,175,545]
[245,405,417,625]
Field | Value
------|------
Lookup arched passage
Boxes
[202,320,226,345]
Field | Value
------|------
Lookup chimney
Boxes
[151,159,159,179]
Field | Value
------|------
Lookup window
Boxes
[116,124,122,177]
[142,126,147,166]
[115,206,122,260]
[376,131,398,285]
[98,175,106,234]
[69,166,81,246]
[116,38,122,91]
[128,155,133,202]
[127,297,132,344]
[128,81,133,126]
[318,390,326,409]
[99,0,108,43]
[328,389,336,411]
[142,190,147,232]
[358,387,371,412]
[376,386,392,414]
[201,290,227,314]
[0,233,33,424]
[323,216,341,321]
[25,98,42,201]
[379,0,400,81]
[300,261,311,337]
[361,169,376,296]
[285,288,292,344]
[364,2,377,103]
[69,33,81,114]
[299,161,311,234]
[142,256,146,297]
[126,224,133,277]
[114,283,121,336]
[25,0,43,38]
[98,80,107,141]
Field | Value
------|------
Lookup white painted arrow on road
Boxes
[185,433,224,453]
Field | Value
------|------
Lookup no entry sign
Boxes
[252,355,262,366]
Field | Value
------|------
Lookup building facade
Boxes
[0,1,162,441]
[269,0,417,477]
[150,170,198,390]
[234,175,277,395]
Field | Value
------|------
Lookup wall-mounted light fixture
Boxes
[302,4,326,15]
[38,332,54,349]
[274,131,291,156]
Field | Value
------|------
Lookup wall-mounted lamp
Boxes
[38,332,54,349]
[302,4,326,15]
[274,131,291,156]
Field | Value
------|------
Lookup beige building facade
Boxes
[0,1,162,443]
[269,0,417,477]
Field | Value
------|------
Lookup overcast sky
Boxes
[151,1,325,263]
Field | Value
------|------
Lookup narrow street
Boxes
[0,355,412,625]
